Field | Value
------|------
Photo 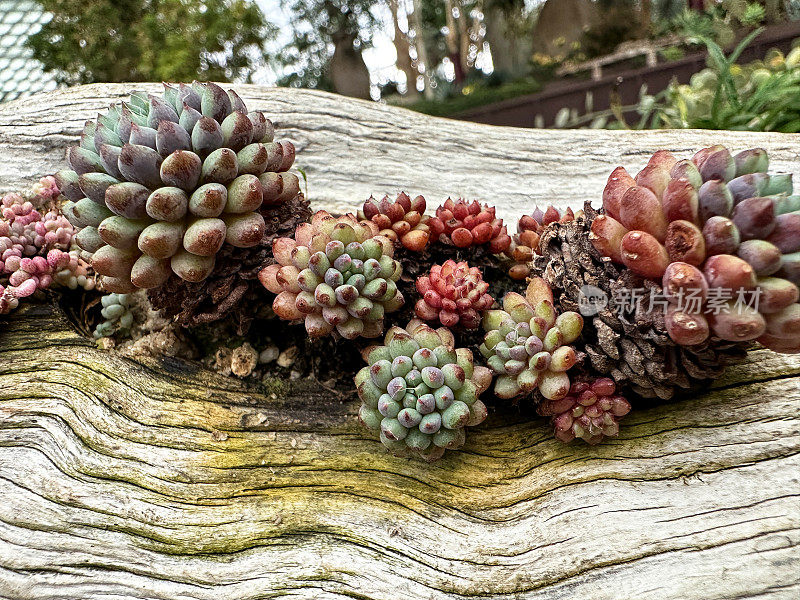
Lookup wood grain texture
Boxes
[1,84,799,221]
[0,85,799,599]
[0,303,799,599]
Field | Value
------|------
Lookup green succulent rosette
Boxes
[56,82,299,292]
[355,318,493,461]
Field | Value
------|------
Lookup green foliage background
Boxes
[28,0,274,84]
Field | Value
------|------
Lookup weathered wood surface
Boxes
[0,85,799,599]
[1,83,799,220]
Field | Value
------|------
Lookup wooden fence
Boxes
[456,21,800,129]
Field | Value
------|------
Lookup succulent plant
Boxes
[479,277,583,400]
[535,203,751,399]
[0,181,94,313]
[427,198,511,254]
[538,378,631,444]
[355,318,492,461]
[259,211,404,339]
[359,192,433,252]
[414,259,494,329]
[506,206,577,280]
[93,293,134,339]
[56,82,299,293]
[52,249,96,291]
[146,193,311,333]
[591,146,799,350]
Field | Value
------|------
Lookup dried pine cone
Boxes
[539,378,631,444]
[259,211,404,339]
[479,278,583,400]
[534,202,748,399]
[414,259,494,329]
[57,82,298,293]
[356,318,492,461]
[506,206,578,280]
[427,198,511,253]
[359,192,432,252]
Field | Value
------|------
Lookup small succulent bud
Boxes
[359,193,433,252]
[731,197,776,240]
[709,301,766,342]
[664,220,706,265]
[261,211,403,339]
[481,278,582,400]
[702,216,741,256]
[414,260,494,329]
[765,212,800,254]
[619,186,668,241]
[737,240,782,277]
[698,179,734,221]
[539,378,630,444]
[756,277,799,314]
[427,198,511,253]
[620,231,670,279]
[589,214,628,263]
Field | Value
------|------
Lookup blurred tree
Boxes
[387,0,421,98]
[277,0,376,99]
[28,0,273,84]
[482,0,535,79]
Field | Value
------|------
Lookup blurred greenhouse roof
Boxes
[0,0,59,103]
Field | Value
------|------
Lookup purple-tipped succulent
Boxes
[56,82,300,293]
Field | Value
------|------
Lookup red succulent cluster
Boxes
[359,192,432,252]
[414,259,494,329]
[538,378,631,444]
[508,206,577,280]
[590,146,800,351]
[428,198,511,253]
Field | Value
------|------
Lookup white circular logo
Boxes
[578,284,608,317]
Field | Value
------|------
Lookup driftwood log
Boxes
[0,85,799,599]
